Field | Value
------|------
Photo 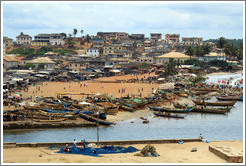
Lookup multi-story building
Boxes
[68,59,88,72]
[3,42,6,56]
[86,48,100,57]
[3,37,13,49]
[144,40,151,48]
[150,33,162,41]
[115,32,129,40]
[31,33,65,46]
[16,33,32,45]
[165,34,180,43]
[182,37,203,45]
[103,45,126,57]
[131,34,145,40]
[92,38,104,48]
[97,32,129,40]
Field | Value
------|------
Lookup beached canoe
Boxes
[152,111,184,119]
[79,113,115,126]
[191,106,231,114]
[33,118,66,122]
[192,100,237,106]
[149,106,193,113]
[216,96,243,101]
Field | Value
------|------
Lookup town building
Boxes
[155,52,190,65]
[165,34,180,43]
[144,40,151,48]
[131,34,145,40]
[16,33,32,45]
[136,56,154,64]
[92,38,104,48]
[68,59,88,72]
[198,52,226,62]
[97,32,129,40]
[86,48,100,57]
[31,33,65,46]
[3,37,13,49]
[3,56,19,71]
[182,37,203,45]
[25,57,56,70]
[3,42,6,56]
[150,33,162,41]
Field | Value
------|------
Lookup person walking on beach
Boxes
[83,139,86,148]
[101,84,103,88]
[198,133,204,139]
[73,139,77,147]
[119,89,120,93]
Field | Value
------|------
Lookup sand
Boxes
[16,72,159,101]
[3,140,243,163]
[206,70,243,76]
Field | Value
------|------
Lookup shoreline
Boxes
[206,70,243,76]
[3,140,243,163]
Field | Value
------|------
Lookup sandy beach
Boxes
[16,72,159,101]
[3,140,243,163]
[206,70,243,76]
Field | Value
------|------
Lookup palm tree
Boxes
[80,30,84,37]
[73,28,78,38]
[184,46,195,59]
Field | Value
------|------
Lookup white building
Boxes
[86,48,100,57]
[198,52,226,62]
[16,33,32,45]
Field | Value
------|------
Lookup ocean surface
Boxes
[3,74,244,143]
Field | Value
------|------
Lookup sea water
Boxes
[3,74,244,143]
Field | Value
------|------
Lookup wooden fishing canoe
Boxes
[192,100,236,106]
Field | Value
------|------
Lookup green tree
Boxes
[73,28,78,38]
[60,33,67,38]
[189,74,206,85]
[184,46,195,59]
[24,63,35,69]
[80,29,84,37]
[139,62,150,68]
[85,34,91,43]
[217,37,228,49]
[209,60,228,67]
[160,58,178,77]
[67,34,76,48]
[184,58,204,67]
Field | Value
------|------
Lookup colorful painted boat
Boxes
[79,113,115,126]
[149,106,193,113]
[152,111,184,119]
[192,100,237,106]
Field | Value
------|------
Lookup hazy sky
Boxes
[3,2,244,41]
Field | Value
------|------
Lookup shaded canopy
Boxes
[158,83,175,90]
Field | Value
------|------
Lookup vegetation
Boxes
[80,29,84,37]
[60,33,67,38]
[139,62,151,68]
[204,38,243,47]
[66,34,76,48]
[73,28,77,38]
[85,34,91,43]
[189,74,206,85]
[160,59,178,77]
[184,46,195,59]
[184,58,205,67]
[24,63,35,69]
[208,60,228,67]
[8,48,35,57]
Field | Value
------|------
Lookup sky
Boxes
[2,2,244,41]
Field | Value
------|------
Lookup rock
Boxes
[131,121,134,123]
[140,144,159,157]
[143,120,149,124]
[191,147,197,152]
[140,117,147,120]
[39,154,42,157]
